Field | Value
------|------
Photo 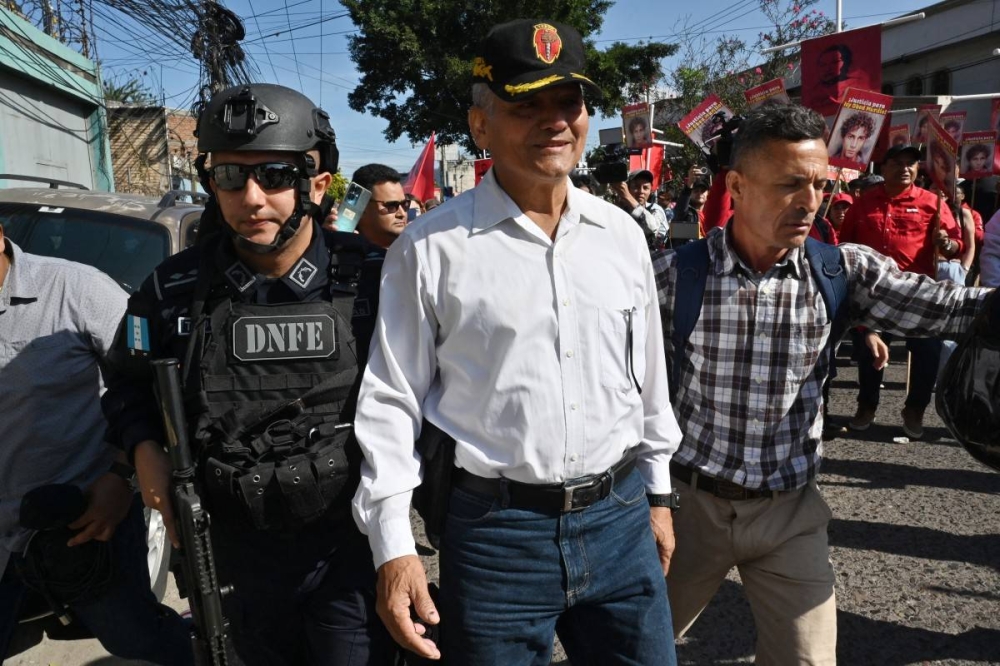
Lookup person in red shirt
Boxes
[838,144,964,438]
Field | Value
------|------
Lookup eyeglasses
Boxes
[372,199,410,213]
[210,163,301,191]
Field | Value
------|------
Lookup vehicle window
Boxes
[0,205,170,293]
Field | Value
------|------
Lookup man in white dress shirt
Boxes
[352,19,683,664]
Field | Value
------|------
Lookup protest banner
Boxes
[887,124,910,148]
[622,102,653,150]
[926,116,959,194]
[801,25,881,119]
[677,94,734,152]
[939,111,967,144]
[959,131,996,180]
[827,88,893,170]
[744,78,790,109]
[913,104,941,145]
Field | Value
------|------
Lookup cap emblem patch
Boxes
[533,23,562,64]
[472,57,494,81]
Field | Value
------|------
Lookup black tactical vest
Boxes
[183,235,364,531]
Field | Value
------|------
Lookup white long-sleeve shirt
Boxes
[351,169,682,568]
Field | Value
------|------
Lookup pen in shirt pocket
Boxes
[622,307,642,394]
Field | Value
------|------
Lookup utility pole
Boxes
[40,0,55,37]
[76,0,89,58]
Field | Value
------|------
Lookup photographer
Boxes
[611,169,669,250]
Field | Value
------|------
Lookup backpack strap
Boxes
[803,237,849,360]
[670,239,710,401]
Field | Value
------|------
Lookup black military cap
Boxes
[472,19,603,102]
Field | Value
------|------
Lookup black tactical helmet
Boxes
[195,84,339,253]
[197,83,339,174]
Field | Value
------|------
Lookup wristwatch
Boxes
[647,490,681,511]
[108,461,138,493]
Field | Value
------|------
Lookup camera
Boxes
[707,114,744,172]
[593,143,631,185]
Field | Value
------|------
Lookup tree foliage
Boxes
[326,170,349,202]
[102,71,156,105]
[340,0,677,152]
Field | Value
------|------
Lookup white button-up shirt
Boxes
[352,170,682,568]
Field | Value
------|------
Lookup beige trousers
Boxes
[667,474,837,666]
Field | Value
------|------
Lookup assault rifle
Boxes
[153,359,234,666]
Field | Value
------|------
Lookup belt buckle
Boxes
[562,479,594,512]
[712,480,748,501]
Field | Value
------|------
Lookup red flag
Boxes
[404,133,436,202]
[629,144,666,190]
[473,158,493,185]
[801,25,882,120]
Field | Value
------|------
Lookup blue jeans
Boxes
[0,498,192,665]
[439,467,676,665]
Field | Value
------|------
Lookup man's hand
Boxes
[864,331,889,370]
[611,181,637,209]
[649,506,675,575]
[66,472,133,546]
[376,555,441,659]
[133,440,179,548]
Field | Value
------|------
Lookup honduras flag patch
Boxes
[126,314,150,355]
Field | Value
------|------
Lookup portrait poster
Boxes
[991,99,1000,174]
[744,78,790,109]
[959,131,997,180]
[622,102,653,150]
[939,111,967,145]
[887,124,910,149]
[925,116,959,194]
[800,25,882,118]
[473,158,493,186]
[677,94,734,152]
[827,88,893,170]
[827,165,860,185]
[912,104,941,146]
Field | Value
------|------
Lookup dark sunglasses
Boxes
[372,199,410,213]
[210,163,301,191]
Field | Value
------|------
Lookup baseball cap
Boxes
[882,144,921,163]
[472,19,603,102]
[830,193,853,208]
[627,169,654,183]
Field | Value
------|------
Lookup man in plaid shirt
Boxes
[652,103,993,665]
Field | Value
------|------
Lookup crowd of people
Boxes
[2,15,999,666]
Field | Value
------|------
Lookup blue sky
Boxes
[96,0,927,177]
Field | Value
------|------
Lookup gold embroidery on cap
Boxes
[504,75,565,95]
[472,57,493,82]
[532,23,562,64]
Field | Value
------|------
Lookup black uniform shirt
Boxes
[101,222,366,460]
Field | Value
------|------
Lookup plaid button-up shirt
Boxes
[653,226,988,491]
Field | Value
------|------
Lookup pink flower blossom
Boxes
[754,67,763,75]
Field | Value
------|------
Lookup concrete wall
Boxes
[0,6,112,190]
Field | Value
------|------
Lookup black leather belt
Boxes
[669,460,780,501]
[453,454,637,513]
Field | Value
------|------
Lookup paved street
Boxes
[9,344,1000,665]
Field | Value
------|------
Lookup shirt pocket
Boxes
[598,307,647,391]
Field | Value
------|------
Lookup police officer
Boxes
[101,83,395,666]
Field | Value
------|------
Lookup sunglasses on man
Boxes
[210,163,302,191]
[372,199,411,214]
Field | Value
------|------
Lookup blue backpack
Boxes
[669,237,849,400]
